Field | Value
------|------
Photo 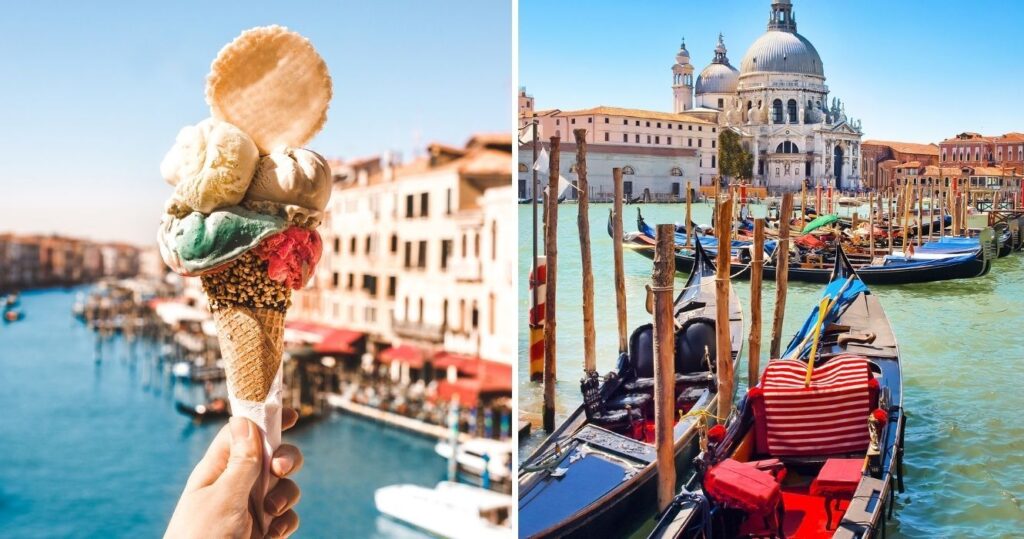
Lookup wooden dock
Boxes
[325,393,470,442]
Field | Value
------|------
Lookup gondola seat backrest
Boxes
[628,319,718,379]
[747,354,879,457]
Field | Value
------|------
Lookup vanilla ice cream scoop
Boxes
[161,118,259,213]
[244,148,332,213]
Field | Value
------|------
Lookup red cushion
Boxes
[705,458,781,513]
[810,458,863,497]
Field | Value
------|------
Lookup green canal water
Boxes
[518,203,1024,538]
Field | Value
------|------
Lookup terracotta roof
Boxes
[862,140,939,156]
[896,161,922,169]
[459,148,512,178]
[996,132,1024,142]
[922,166,967,176]
[557,106,715,125]
[970,166,1018,176]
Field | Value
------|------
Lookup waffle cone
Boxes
[212,305,285,402]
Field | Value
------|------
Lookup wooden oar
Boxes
[787,275,857,361]
[805,297,829,387]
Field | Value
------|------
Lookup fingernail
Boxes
[275,457,293,476]
[230,417,251,441]
[270,519,288,537]
[265,493,285,514]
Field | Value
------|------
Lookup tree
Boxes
[718,129,753,182]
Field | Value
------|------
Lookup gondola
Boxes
[614,213,993,285]
[175,398,230,421]
[650,247,906,539]
[518,240,743,539]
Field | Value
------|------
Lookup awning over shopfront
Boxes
[378,345,425,369]
[432,353,512,408]
[285,320,364,355]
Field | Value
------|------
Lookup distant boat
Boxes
[171,361,192,379]
[518,197,533,204]
[175,398,230,421]
[375,481,513,539]
[4,309,24,323]
[435,438,513,487]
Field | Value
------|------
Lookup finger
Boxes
[183,424,233,492]
[215,417,264,499]
[271,445,304,478]
[267,509,299,538]
[264,478,300,516]
[282,408,299,431]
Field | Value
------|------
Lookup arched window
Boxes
[518,162,528,172]
[622,165,636,175]
[775,141,799,154]
[787,99,798,123]
[772,99,783,124]
[569,163,577,173]
[670,167,683,176]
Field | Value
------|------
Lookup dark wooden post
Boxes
[613,168,628,355]
[770,193,793,358]
[653,224,677,512]
[543,136,560,432]
[685,181,693,248]
[749,218,765,387]
[715,197,735,420]
[574,130,596,374]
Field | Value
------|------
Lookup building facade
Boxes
[861,140,940,189]
[939,132,1024,174]
[519,0,864,193]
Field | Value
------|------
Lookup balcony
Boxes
[449,257,481,282]
[391,315,444,343]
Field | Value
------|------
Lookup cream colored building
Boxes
[299,135,514,365]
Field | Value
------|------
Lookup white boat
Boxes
[171,361,192,379]
[374,481,512,539]
[435,438,512,483]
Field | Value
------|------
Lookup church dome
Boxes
[739,1,824,78]
[740,30,823,77]
[696,33,739,94]
[696,63,739,94]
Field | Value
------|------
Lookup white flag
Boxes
[533,147,550,174]
[557,175,577,197]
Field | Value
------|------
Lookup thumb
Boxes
[216,417,264,498]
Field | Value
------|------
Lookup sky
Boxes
[0,1,511,245]
[521,0,1024,142]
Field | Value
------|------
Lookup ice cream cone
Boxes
[213,305,284,402]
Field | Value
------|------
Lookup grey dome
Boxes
[740,30,824,77]
[695,63,739,94]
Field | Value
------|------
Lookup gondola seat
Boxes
[591,406,642,432]
[810,458,864,529]
[704,458,783,536]
[605,393,652,415]
[627,320,717,381]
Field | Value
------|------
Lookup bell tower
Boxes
[672,38,694,113]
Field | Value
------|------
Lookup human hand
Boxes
[165,408,303,538]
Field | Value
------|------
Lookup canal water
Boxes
[518,202,1024,538]
[0,287,445,538]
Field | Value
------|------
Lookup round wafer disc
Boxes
[206,25,332,153]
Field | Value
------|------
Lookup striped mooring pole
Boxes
[528,256,547,381]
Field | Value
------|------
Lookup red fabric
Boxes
[379,345,425,368]
[810,458,864,497]
[760,355,872,456]
[313,328,363,354]
[255,227,323,289]
[707,424,726,444]
[748,387,770,455]
[872,408,888,424]
[704,458,781,514]
[796,234,826,249]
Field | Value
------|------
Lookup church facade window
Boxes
[772,99,784,124]
[622,166,636,175]
[787,99,798,123]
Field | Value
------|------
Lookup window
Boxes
[657,122,661,128]
[474,232,480,257]
[518,162,528,172]
[587,117,592,123]
[364,235,371,255]
[555,119,560,125]
[622,119,627,125]
[333,237,340,253]
[698,139,702,148]
[461,234,467,257]
[698,126,703,132]
[718,98,724,108]
[570,118,575,124]
[623,133,628,143]
[446,188,452,214]
[441,239,452,270]
[362,274,378,295]
[604,117,609,124]
[646,121,650,127]
[787,99,798,123]
[647,135,652,144]
[772,99,783,124]
[403,241,412,268]
[347,273,354,290]
[667,137,672,145]
[471,301,479,329]
[688,138,693,147]
[689,125,693,131]
[667,124,672,129]
[420,192,429,217]
[488,293,496,335]
[622,166,635,175]
[712,155,716,168]
[405,194,414,218]
[635,121,640,126]
[350,236,356,254]
[677,125,682,130]
[670,167,682,176]
[776,141,800,154]
[390,234,398,253]
[655,136,660,144]
[442,299,449,328]
[417,240,427,269]
[387,276,396,298]
[491,220,497,261]
[711,140,716,149]
[635,134,640,143]
[604,132,609,142]
[332,272,339,288]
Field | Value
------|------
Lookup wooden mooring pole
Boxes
[652,224,677,513]
[685,181,693,248]
[869,192,875,261]
[770,193,794,358]
[613,168,628,355]
[543,136,560,432]
[574,130,596,375]
[715,197,735,420]
[749,218,765,387]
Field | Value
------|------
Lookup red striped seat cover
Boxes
[757,354,872,457]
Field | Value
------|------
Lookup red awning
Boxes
[432,355,512,407]
[379,345,425,369]
[285,320,364,355]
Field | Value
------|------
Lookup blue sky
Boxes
[521,0,1024,141]
[0,1,511,244]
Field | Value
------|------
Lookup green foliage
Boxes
[718,129,753,181]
